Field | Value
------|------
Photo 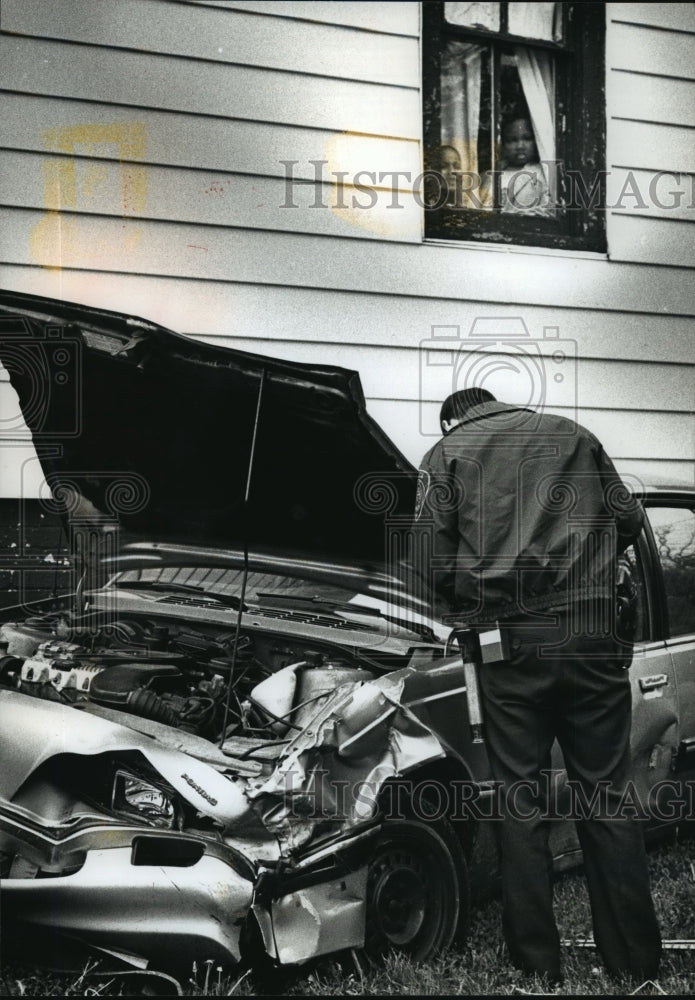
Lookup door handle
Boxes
[639,674,669,693]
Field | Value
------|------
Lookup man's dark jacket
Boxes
[414,401,644,624]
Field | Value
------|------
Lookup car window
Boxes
[646,506,695,639]
[618,543,647,645]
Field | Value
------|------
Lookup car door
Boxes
[621,528,679,824]
[643,500,695,799]
[549,527,679,866]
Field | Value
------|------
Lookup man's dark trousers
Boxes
[478,600,662,982]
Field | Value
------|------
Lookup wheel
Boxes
[364,816,468,961]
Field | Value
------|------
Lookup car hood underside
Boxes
[0,290,416,569]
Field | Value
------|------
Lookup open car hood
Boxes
[0,290,416,569]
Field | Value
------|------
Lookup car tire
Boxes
[364,811,468,962]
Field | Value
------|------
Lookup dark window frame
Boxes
[422,1,607,252]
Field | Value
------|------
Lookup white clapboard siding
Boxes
[183,1,421,36]
[609,120,695,175]
[4,207,694,318]
[0,151,423,244]
[617,461,694,487]
[606,169,695,223]
[3,265,695,367]
[610,2,695,34]
[606,6,695,267]
[1,36,420,139]
[609,72,695,129]
[1,0,419,89]
[0,94,420,182]
[608,21,695,80]
[607,214,695,267]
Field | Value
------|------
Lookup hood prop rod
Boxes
[219,368,266,748]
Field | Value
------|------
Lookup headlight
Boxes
[112,770,176,829]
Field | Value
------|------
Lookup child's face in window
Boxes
[502,119,537,168]
[440,147,462,184]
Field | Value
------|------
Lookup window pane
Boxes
[444,2,500,31]
[435,39,489,207]
[434,40,558,214]
[647,506,695,637]
[508,2,563,42]
[483,49,557,215]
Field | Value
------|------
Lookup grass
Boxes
[2,837,695,996]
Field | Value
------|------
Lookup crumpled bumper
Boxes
[1,845,255,967]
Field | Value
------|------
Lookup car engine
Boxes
[0,611,379,743]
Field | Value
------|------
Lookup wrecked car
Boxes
[0,290,694,974]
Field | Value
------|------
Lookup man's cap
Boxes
[440,387,496,426]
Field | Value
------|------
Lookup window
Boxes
[422,2,606,250]
[618,544,648,645]
[646,506,695,638]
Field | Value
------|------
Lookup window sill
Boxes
[423,236,609,262]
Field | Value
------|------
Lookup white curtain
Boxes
[440,40,484,205]
[514,45,556,205]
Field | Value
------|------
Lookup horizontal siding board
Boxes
[609,70,695,128]
[609,2,695,35]
[0,151,423,244]
[606,168,695,223]
[4,208,695,316]
[368,400,694,466]
[608,22,695,80]
[0,36,420,138]
[2,0,419,89]
[607,212,695,266]
[2,266,695,365]
[0,94,419,181]
[608,119,695,174]
[183,1,420,36]
[617,460,694,488]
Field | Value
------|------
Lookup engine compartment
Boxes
[0,610,393,744]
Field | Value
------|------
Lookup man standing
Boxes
[414,387,661,985]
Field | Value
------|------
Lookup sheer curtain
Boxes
[440,40,483,206]
[514,46,556,205]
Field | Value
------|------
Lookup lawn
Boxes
[1,837,694,996]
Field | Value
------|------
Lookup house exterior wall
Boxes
[0,0,693,496]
